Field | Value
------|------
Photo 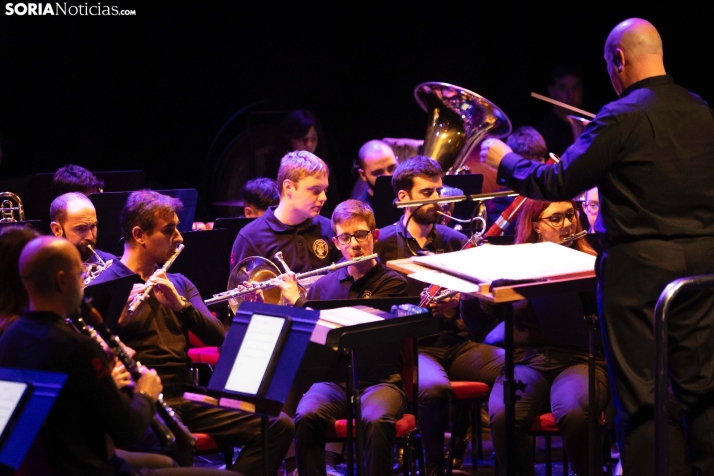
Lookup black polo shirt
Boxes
[298,260,407,306]
[375,217,467,263]
[230,206,341,273]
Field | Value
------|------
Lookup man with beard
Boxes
[50,193,115,274]
[374,156,505,475]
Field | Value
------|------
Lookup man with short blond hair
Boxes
[230,151,340,273]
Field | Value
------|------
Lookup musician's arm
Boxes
[174,275,225,346]
[76,340,155,446]
[498,107,621,200]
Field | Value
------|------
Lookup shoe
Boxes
[326,465,343,476]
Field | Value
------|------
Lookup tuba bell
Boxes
[415,82,512,174]
[0,192,25,223]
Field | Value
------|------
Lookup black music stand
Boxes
[171,229,235,318]
[197,302,320,476]
[372,175,402,229]
[0,368,67,474]
[443,174,483,225]
[212,217,256,236]
[84,274,142,330]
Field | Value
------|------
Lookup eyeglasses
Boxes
[583,201,599,212]
[537,210,578,227]
[335,230,372,245]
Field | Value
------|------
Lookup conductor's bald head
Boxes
[19,236,84,317]
[604,18,666,95]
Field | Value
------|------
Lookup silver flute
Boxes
[127,244,185,315]
[205,253,378,305]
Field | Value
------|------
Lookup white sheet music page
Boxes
[310,307,384,345]
[411,242,596,283]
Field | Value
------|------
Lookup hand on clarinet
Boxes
[111,361,133,389]
[480,139,512,170]
[135,367,163,403]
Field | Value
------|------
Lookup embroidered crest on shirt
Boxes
[313,239,329,259]
[359,290,372,299]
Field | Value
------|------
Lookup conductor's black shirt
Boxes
[498,75,714,247]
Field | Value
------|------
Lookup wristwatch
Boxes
[178,296,190,311]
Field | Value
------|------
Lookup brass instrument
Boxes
[126,244,185,315]
[415,82,512,174]
[207,253,379,312]
[82,244,112,286]
[0,192,24,222]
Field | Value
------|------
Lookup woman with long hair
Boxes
[480,199,608,476]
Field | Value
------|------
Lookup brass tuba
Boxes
[0,192,25,222]
[415,82,512,174]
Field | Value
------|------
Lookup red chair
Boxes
[446,381,491,475]
[325,338,425,476]
[187,331,220,366]
[193,432,235,469]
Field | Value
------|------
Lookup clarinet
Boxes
[71,309,177,452]
[79,301,197,466]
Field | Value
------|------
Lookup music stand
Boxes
[0,368,67,473]
[443,174,483,224]
[372,175,402,229]
[192,302,320,476]
[84,274,142,330]
[212,217,256,236]
[171,229,235,317]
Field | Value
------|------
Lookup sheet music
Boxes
[412,242,596,283]
[225,314,285,395]
[0,380,27,439]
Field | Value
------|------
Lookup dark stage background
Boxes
[1,2,711,221]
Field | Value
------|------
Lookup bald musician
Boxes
[482,18,714,476]
[0,236,162,475]
[50,192,115,267]
[353,140,398,207]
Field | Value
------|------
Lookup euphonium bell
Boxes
[415,82,512,174]
[226,256,308,313]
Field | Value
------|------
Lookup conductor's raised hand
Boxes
[480,139,512,170]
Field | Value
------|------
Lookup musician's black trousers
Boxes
[418,341,505,470]
[598,237,714,476]
[488,350,609,476]
[294,381,406,476]
[165,398,294,475]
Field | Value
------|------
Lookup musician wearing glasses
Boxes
[277,199,407,306]
[89,190,294,475]
[479,200,608,476]
[273,199,407,476]
[374,156,505,475]
[49,192,115,266]
[581,187,599,233]
[230,151,340,274]
[482,18,714,475]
